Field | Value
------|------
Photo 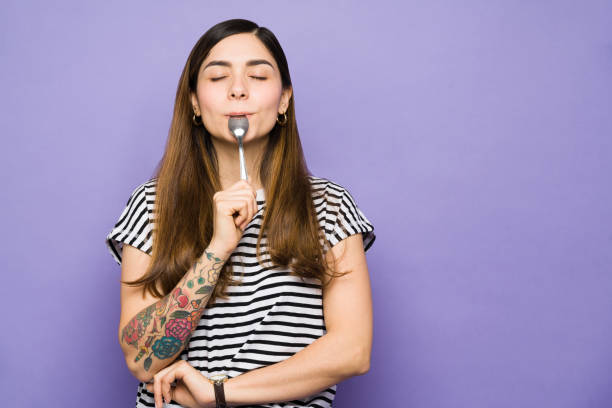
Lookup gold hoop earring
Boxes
[192,113,203,126]
[276,112,288,126]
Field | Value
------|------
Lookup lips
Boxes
[226,112,254,117]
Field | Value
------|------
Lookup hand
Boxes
[208,177,258,257]
[144,359,215,408]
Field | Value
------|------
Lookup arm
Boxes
[119,243,232,383]
[223,233,373,406]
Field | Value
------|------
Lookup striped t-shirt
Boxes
[105,175,376,408]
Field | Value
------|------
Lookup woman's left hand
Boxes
[144,359,215,408]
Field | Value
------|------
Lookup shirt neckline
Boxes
[256,188,265,208]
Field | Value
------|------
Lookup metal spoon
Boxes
[228,115,249,181]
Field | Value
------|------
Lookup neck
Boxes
[211,136,267,191]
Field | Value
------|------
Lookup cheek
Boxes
[257,85,283,112]
[197,88,220,113]
[197,90,226,130]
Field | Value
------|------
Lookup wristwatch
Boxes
[207,373,229,408]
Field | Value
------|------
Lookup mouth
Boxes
[226,112,254,118]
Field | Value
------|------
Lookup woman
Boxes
[106,18,376,408]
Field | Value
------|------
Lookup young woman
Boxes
[106,18,376,408]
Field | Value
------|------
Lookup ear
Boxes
[279,86,293,113]
[190,92,199,114]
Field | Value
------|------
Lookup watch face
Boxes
[209,374,228,382]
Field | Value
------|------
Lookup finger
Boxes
[166,362,200,407]
[241,178,254,189]
[227,178,253,192]
[152,363,177,408]
[235,195,254,231]
[153,372,163,408]
[219,190,257,211]
[242,195,256,231]
[218,198,249,218]
[237,179,257,200]
[230,203,247,227]
[220,189,255,199]
[243,197,256,231]
[146,383,156,394]
[221,200,252,230]
[159,361,189,406]
[162,367,181,405]
[236,190,256,228]
[240,191,257,225]
[245,179,257,198]
[162,374,173,405]
[147,385,176,407]
[219,191,255,221]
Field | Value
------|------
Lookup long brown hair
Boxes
[123,19,345,304]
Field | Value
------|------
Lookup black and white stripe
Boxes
[105,176,375,408]
[106,179,156,263]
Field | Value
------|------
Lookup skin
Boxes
[145,233,373,408]
[119,177,257,385]
[120,249,226,372]
[190,32,293,192]
[130,33,373,408]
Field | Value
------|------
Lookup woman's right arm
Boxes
[119,242,232,383]
[118,179,258,383]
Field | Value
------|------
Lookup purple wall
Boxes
[2,1,611,406]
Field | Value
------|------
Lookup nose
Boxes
[228,75,248,100]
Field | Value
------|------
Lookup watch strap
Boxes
[213,380,227,408]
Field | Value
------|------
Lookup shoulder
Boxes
[125,178,157,204]
[114,178,158,236]
[306,174,365,222]
[308,175,347,196]
[106,178,158,265]
[307,175,376,252]
[119,178,158,217]
[307,175,356,204]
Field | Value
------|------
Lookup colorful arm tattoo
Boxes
[120,248,226,371]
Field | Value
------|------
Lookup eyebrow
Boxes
[203,59,274,71]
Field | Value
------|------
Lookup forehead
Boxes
[202,33,277,70]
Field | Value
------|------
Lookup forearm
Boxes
[223,332,368,406]
[121,245,231,383]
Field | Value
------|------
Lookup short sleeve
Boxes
[105,181,155,265]
[326,186,376,252]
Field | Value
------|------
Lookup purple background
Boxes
[1,1,611,407]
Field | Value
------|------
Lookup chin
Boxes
[242,132,267,144]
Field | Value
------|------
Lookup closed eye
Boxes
[210,76,267,82]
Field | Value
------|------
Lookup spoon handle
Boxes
[238,139,248,181]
